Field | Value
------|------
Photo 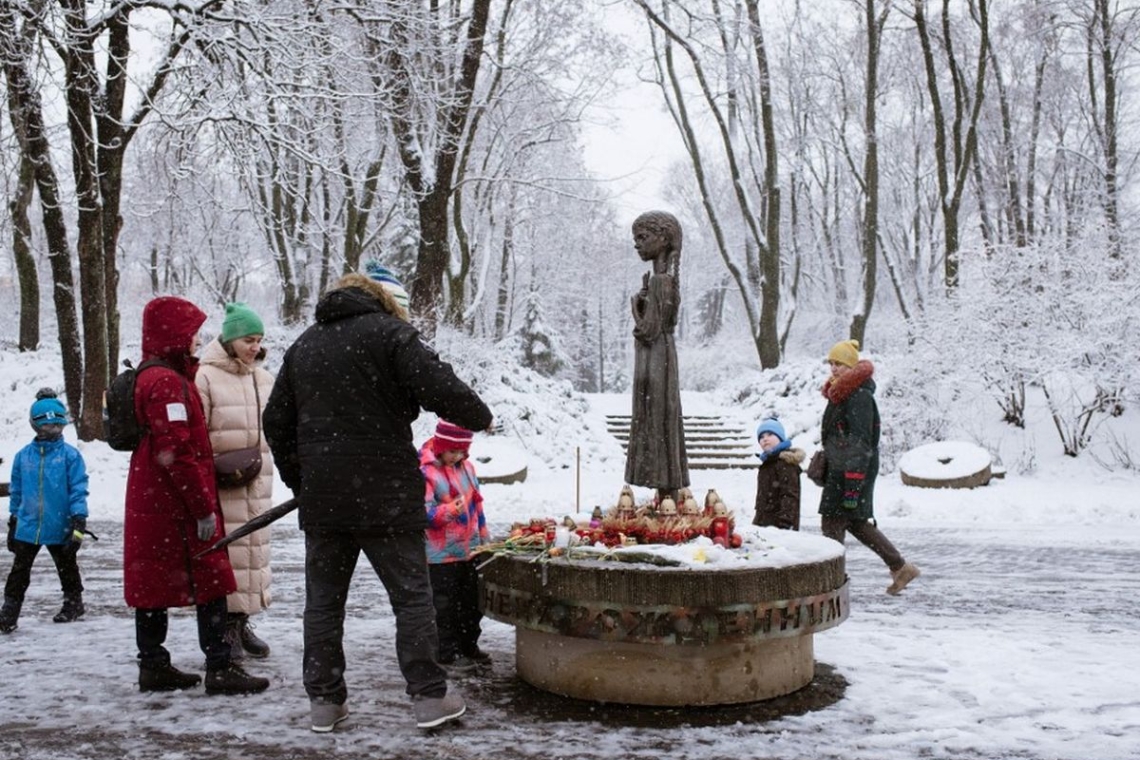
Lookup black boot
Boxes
[0,597,21,634]
[205,662,270,695]
[53,594,85,623]
[224,614,245,662]
[238,614,270,659]
[139,662,203,692]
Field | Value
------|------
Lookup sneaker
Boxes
[440,655,478,675]
[53,598,85,623]
[413,689,466,729]
[139,662,202,692]
[886,562,921,596]
[239,616,271,659]
[310,701,349,733]
[204,663,270,695]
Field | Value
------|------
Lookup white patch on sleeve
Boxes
[166,402,188,422]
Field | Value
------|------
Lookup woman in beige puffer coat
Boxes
[195,303,276,659]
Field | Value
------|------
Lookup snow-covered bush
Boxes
[432,327,621,470]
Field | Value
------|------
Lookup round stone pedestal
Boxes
[516,628,814,705]
[480,543,848,706]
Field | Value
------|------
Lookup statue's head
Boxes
[632,211,682,266]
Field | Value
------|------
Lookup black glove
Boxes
[6,515,15,553]
[66,516,87,551]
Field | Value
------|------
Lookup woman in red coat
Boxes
[123,296,268,696]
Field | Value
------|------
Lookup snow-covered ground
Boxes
[1,348,1138,760]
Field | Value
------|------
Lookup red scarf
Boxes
[822,360,875,404]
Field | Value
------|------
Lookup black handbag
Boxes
[214,375,264,489]
[806,450,827,487]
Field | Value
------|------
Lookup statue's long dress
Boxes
[625,271,689,492]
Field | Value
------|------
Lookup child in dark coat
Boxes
[1,389,90,633]
[752,417,805,531]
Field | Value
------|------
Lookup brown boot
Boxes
[886,562,921,595]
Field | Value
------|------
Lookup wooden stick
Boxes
[575,446,581,513]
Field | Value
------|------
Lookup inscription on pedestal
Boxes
[482,581,848,645]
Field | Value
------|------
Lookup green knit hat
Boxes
[221,302,265,343]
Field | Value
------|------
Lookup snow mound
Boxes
[898,441,992,489]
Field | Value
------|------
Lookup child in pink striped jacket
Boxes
[419,420,491,673]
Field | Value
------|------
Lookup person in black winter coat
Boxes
[263,263,493,732]
[752,417,804,530]
[817,339,920,596]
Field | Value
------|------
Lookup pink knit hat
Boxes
[432,420,474,454]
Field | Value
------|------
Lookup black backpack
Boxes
[102,359,168,451]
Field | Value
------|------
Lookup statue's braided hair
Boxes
[632,210,682,281]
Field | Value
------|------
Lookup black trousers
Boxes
[428,559,483,662]
[3,540,83,603]
[303,530,446,704]
[135,597,230,671]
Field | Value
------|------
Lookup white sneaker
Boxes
[413,689,466,729]
[310,700,349,733]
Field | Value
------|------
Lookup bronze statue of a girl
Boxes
[625,211,689,501]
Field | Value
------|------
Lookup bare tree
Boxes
[1,0,221,439]
[381,0,493,333]
[1,3,84,432]
[1077,0,1140,265]
[849,0,893,345]
[634,0,783,368]
[912,0,990,290]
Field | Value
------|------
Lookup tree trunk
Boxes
[1090,0,1122,262]
[851,1,890,347]
[100,12,130,374]
[748,0,781,369]
[494,195,515,341]
[62,0,109,440]
[11,150,40,351]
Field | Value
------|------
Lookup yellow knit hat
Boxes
[827,339,860,367]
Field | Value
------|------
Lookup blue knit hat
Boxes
[756,417,786,443]
[364,260,410,312]
[30,389,68,428]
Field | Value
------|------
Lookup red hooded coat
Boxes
[123,297,237,608]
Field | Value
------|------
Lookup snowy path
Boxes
[2,517,1136,760]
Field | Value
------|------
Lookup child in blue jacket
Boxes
[1,389,90,633]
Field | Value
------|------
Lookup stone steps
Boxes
[604,414,758,470]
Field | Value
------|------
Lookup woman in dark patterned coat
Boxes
[624,210,689,501]
[818,339,920,595]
